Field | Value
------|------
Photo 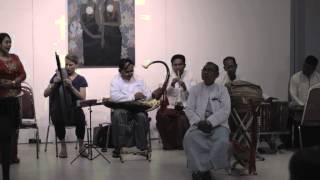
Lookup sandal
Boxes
[58,150,68,158]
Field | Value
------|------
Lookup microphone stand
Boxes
[70,100,110,164]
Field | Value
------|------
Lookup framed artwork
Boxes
[68,0,135,67]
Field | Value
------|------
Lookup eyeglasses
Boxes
[202,68,216,73]
[123,70,134,74]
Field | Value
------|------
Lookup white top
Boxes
[289,71,320,106]
[184,82,231,129]
[217,72,245,86]
[110,74,152,102]
[166,70,195,108]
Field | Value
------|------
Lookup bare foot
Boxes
[59,148,68,158]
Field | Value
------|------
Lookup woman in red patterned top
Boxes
[0,32,26,180]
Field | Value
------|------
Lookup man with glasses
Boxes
[110,58,152,158]
[183,62,231,180]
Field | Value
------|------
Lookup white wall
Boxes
[0,0,34,85]
[293,0,320,73]
[165,0,291,99]
[1,0,291,142]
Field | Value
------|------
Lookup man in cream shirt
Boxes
[289,55,320,106]
[217,56,245,85]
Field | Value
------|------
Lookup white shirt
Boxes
[166,70,195,108]
[217,72,245,86]
[289,71,320,106]
[110,74,152,102]
[184,82,231,129]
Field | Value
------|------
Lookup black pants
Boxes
[0,136,12,180]
[0,97,20,180]
[0,130,18,162]
[53,108,86,140]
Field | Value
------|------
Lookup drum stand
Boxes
[230,102,261,175]
[71,105,111,164]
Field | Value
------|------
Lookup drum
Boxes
[227,80,264,114]
[259,101,289,132]
[259,103,272,132]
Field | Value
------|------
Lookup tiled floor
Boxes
[2,142,292,180]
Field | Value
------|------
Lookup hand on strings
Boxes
[197,120,213,134]
[265,97,278,103]
[134,92,146,101]
[53,76,61,83]
[64,78,73,87]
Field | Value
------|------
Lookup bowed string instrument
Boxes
[55,52,74,125]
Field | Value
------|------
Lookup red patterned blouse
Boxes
[0,54,26,97]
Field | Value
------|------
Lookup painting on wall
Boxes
[68,0,135,67]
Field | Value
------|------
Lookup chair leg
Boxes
[36,128,40,159]
[44,124,50,152]
[119,147,124,163]
[226,143,232,175]
[226,168,232,175]
[55,135,58,158]
[75,140,78,150]
[291,124,295,148]
[102,124,111,152]
[298,126,303,149]
[147,125,152,162]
